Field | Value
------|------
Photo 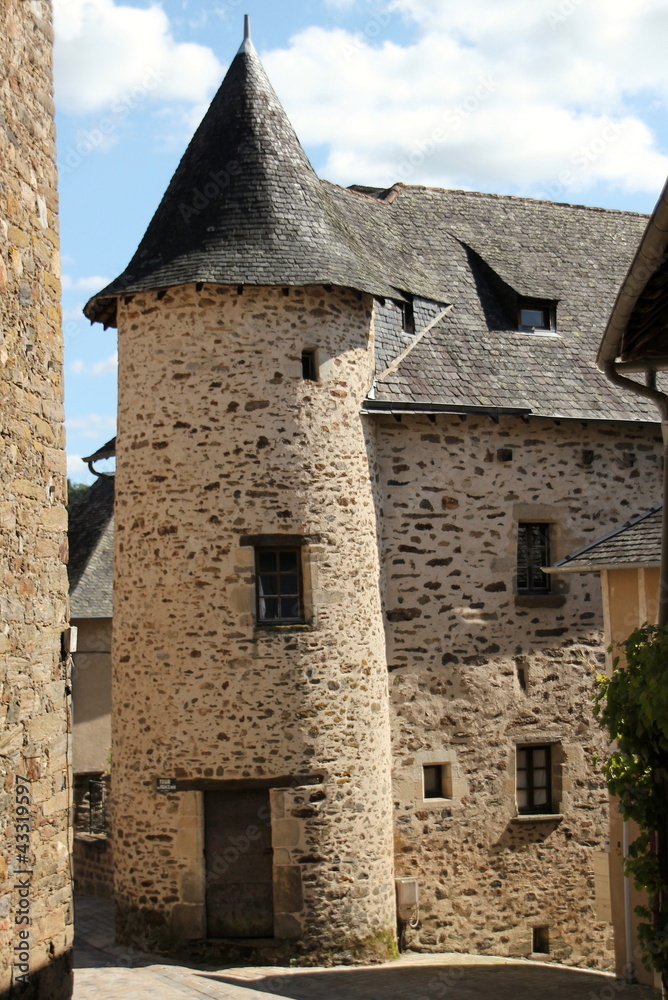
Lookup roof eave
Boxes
[597,177,668,371]
[547,560,660,574]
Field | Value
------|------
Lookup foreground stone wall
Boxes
[0,1,72,996]
[378,412,662,968]
[112,283,395,962]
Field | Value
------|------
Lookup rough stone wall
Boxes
[112,283,395,962]
[0,0,72,996]
[378,413,662,968]
[73,836,113,900]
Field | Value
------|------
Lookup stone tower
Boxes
[86,24,397,962]
[1,0,72,996]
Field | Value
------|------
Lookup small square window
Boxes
[533,925,550,954]
[256,547,303,623]
[518,299,555,332]
[517,523,551,595]
[423,765,442,798]
[301,350,318,382]
[423,763,452,799]
[517,745,552,815]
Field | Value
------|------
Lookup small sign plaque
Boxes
[156,778,177,794]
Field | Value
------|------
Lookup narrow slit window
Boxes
[301,350,318,382]
[256,547,303,623]
[401,298,415,334]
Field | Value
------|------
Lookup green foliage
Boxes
[594,624,668,984]
[67,478,89,507]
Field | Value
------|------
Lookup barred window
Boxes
[255,548,303,623]
[517,523,551,595]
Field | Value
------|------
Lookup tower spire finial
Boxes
[238,14,255,55]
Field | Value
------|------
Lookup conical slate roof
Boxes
[85,31,404,327]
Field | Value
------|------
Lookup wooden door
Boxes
[204,788,274,938]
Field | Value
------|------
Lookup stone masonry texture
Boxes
[83,27,667,975]
[378,411,662,967]
[111,284,396,962]
[0,1,72,996]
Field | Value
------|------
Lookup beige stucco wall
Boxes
[111,283,396,961]
[376,413,662,968]
[71,619,112,774]
[601,566,662,988]
[0,0,72,995]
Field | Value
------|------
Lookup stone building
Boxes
[551,504,662,988]
[0,0,72,996]
[68,470,114,898]
[83,26,663,967]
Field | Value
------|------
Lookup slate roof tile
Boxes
[553,506,662,571]
[68,476,114,619]
[84,41,657,424]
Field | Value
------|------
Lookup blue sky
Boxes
[54,0,668,482]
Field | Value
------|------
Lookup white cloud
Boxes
[263,1,668,199]
[67,454,94,482]
[66,414,117,440]
[54,0,223,114]
[69,352,118,377]
[62,274,111,292]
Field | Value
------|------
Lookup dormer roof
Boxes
[85,31,405,328]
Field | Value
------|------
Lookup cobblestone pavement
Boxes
[73,897,657,1000]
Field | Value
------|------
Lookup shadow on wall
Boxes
[1,954,73,1000]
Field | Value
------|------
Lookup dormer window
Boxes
[518,298,555,333]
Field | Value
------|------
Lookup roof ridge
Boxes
[381,183,649,218]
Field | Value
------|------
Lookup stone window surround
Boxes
[511,738,564,821]
[406,749,467,807]
[512,504,569,606]
[516,521,552,596]
[239,534,318,629]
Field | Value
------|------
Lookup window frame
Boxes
[516,744,553,815]
[516,522,551,595]
[255,546,305,625]
[518,298,556,333]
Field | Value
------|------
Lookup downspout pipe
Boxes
[604,361,668,628]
